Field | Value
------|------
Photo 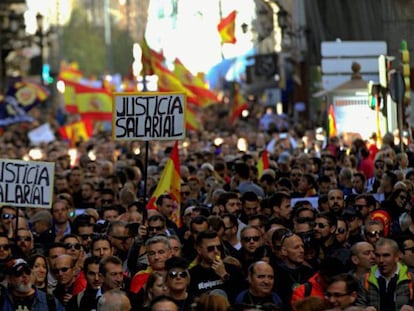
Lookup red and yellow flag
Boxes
[140,38,165,76]
[328,105,337,137]
[229,83,248,125]
[58,119,93,146]
[257,149,269,179]
[61,79,112,121]
[217,10,237,44]
[58,61,83,82]
[146,141,182,228]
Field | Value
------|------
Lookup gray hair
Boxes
[97,289,129,311]
[145,235,171,250]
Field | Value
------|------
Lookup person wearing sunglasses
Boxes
[165,256,193,311]
[0,206,17,234]
[15,228,35,259]
[379,188,408,238]
[189,230,247,303]
[237,225,271,275]
[366,158,386,193]
[1,258,65,311]
[398,235,414,273]
[335,218,349,248]
[52,254,77,306]
[342,208,364,246]
[107,221,130,262]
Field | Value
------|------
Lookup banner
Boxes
[0,159,55,208]
[113,92,186,141]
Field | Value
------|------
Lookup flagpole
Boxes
[218,0,224,59]
[143,141,149,205]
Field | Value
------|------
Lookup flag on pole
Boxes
[328,105,337,137]
[217,10,237,44]
[140,38,165,76]
[229,82,248,125]
[257,149,269,179]
[146,141,182,228]
[58,119,94,146]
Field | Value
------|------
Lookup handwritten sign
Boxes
[112,92,186,141]
[0,159,55,208]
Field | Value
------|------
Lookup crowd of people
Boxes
[1,119,414,311]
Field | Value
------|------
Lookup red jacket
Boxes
[291,272,327,306]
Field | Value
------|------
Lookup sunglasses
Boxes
[148,225,164,232]
[0,244,11,251]
[375,162,385,169]
[52,267,71,274]
[16,236,32,242]
[242,236,261,243]
[64,243,82,250]
[2,213,16,220]
[14,267,32,277]
[336,227,347,234]
[206,244,223,253]
[404,247,414,253]
[353,204,366,211]
[314,222,329,229]
[280,231,294,246]
[168,271,188,279]
[365,230,384,238]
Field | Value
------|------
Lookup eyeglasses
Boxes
[148,225,164,232]
[111,236,130,242]
[325,291,349,298]
[16,236,32,242]
[314,222,329,229]
[206,244,223,253]
[0,244,10,251]
[14,267,32,277]
[168,271,188,279]
[64,243,82,250]
[242,236,261,243]
[336,227,347,234]
[52,267,71,274]
[2,213,16,220]
[365,230,384,238]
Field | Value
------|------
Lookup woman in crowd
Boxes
[27,254,48,292]
[142,271,168,310]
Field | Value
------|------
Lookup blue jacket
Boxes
[1,288,65,311]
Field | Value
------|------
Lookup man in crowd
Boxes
[399,234,414,273]
[222,213,241,251]
[189,230,247,302]
[268,191,292,228]
[350,241,376,279]
[235,261,283,308]
[97,289,131,311]
[91,235,113,258]
[239,191,260,224]
[156,194,178,233]
[1,258,65,310]
[328,188,345,216]
[107,221,130,261]
[52,254,77,306]
[67,256,102,311]
[15,228,35,259]
[100,255,127,294]
[356,238,413,310]
[325,273,359,310]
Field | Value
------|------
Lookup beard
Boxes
[15,282,33,293]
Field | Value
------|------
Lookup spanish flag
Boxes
[146,141,182,228]
[140,37,165,76]
[229,82,248,125]
[328,105,337,137]
[257,149,269,179]
[217,10,237,44]
[58,119,93,146]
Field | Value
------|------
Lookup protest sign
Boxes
[0,159,55,208]
[112,92,186,141]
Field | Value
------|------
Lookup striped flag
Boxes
[58,119,94,146]
[229,82,248,125]
[140,38,165,76]
[257,149,269,179]
[217,10,237,44]
[328,105,337,137]
[146,141,182,228]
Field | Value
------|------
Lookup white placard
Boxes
[112,92,186,141]
[28,123,56,145]
[0,159,55,208]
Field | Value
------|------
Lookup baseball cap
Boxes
[6,258,31,276]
